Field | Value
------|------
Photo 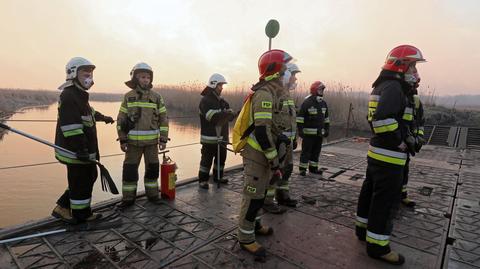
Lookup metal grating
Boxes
[466,128,480,150]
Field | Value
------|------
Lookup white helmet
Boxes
[286,63,301,74]
[129,62,153,79]
[65,57,95,80]
[207,73,227,88]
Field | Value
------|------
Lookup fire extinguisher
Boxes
[160,150,177,200]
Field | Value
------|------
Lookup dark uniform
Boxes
[297,95,330,173]
[356,71,411,257]
[55,84,109,221]
[401,89,425,203]
[198,87,234,184]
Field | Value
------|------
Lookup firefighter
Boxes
[401,74,426,207]
[116,63,169,208]
[52,57,115,224]
[198,73,235,189]
[272,63,301,208]
[355,45,426,265]
[297,81,330,176]
[237,49,293,260]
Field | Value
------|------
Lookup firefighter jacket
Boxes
[296,95,330,137]
[199,87,233,144]
[117,86,168,147]
[246,79,284,161]
[277,88,297,141]
[411,89,425,137]
[55,84,107,164]
[367,75,410,166]
[404,89,426,138]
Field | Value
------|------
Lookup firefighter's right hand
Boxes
[76,149,90,161]
[405,135,416,156]
[120,143,128,152]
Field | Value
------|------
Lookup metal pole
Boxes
[215,125,222,188]
[269,38,272,50]
[345,103,352,137]
[0,229,67,244]
[0,123,76,156]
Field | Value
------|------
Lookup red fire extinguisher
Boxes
[160,151,177,200]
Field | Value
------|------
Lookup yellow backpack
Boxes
[232,93,255,153]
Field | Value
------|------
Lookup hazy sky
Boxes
[0,0,478,95]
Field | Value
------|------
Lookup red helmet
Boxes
[382,45,426,73]
[310,81,325,95]
[258,49,292,80]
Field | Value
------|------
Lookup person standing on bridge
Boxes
[197,73,235,189]
[401,73,426,207]
[116,63,169,208]
[296,81,330,176]
[263,62,301,211]
[355,45,426,265]
[237,49,292,260]
[52,57,115,224]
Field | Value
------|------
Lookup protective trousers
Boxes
[56,163,97,221]
[122,144,160,202]
[238,145,272,244]
[355,158,404,257]
[401,156,411,200]
[299,136,323,172]
[198,144,227,183]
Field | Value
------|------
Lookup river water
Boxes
[0,102,351,228]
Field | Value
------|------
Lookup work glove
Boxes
[415,136,425,152]
[405,136,416,156]
[159,142,166,151]
[225,109,236,121]
[120,139,128,152]
[323,128,329,138]
[76,149,90,161]
[292,139,298,150]
[270,169,283,185]
[158,137,168,151]
[104,116,114,124]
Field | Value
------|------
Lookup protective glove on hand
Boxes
[159,142,167,151]
[104,116,115,124]
[405,136,417,156]
[120,143,128,152]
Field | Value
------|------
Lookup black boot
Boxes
[115,200,135,210]
[199,181,209,189]
[262,202,286,214]
[276,191,298,207]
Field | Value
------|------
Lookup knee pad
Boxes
[122,164,139,182]
[245,198,265,222]
[145,163,160,179]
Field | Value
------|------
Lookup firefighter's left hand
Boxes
[159,142,167,151]
[104,116,115,124]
